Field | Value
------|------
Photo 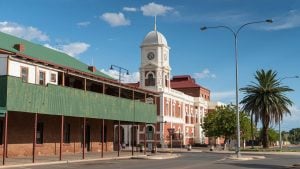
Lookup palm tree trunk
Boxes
[262,117,270,148]
[262,127,269,148]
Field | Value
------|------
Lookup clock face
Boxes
[147,52,155,60]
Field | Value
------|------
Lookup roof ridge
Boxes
[0,31,113,80]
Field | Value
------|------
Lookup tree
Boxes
[288,128,300,144]
[240,69,293,148]
[258,128,279,146]
[202,106,251,147]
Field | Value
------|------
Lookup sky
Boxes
[0,0,300,131]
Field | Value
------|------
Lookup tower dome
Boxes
[141,16,168,47]
[141,30,168,46]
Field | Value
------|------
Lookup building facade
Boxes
[0,31,157,163]
[130,23,211,148]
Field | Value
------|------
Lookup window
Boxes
[172,104,175,117]
[36,122,44,144]
[165,102,169,116]
[20,67,28,82]
[39,71,46,85]
[145,72,155,86]
[179,106,181,118]
[165,75,168,87]
[100,126,107,142]
[146,126,153,140]
[50,73,57,83]
[64,123,71,143]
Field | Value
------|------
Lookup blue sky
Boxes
[1,0,300,131]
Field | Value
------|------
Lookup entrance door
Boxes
[86,125,91,151]
[131,126,137,146]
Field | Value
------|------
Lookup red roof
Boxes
[126,75,210,92]
[171,75,208,90]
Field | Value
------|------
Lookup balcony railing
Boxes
[0,76,157,123]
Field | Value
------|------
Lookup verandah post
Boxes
[2,112,8,165]
[33,113,37,163]
[59,115,64,161]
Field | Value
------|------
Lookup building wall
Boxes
[173,87,211,101]
[0,54,7,75]
[158,91,208,146]
[0,112,115,157]
[200,88,210,101]
[8,58,58,85]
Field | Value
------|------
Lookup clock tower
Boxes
[139,18,171,92]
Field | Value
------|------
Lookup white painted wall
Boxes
[0,54,7,75]
[37,67,58,85]
[8,59,58,85]
[9,59,36,83]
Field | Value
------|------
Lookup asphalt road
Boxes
[8,152,300,169]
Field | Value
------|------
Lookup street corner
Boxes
[227,155,266,161]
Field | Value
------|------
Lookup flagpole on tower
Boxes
[154,15,157,31]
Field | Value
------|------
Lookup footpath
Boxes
[0,149,184,169]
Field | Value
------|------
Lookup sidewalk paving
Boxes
[0,151,146,168]
[0,148,185,168]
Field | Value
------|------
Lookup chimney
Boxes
[88,66,96,72]
[14,44,25,52]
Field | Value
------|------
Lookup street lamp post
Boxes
[201,19,272,158]
[110,64,129,83]
[278,76,299,149]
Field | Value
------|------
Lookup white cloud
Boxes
[260,10,300,31]
[211,90,235,103]
[44,42,90,57]
[123,7,137,12]
[140,2,173,16]
[44,43,62,52]
[0,21,49,41]
[60,42,90,57]
[100,69,140,83]
[101,12,130,27]
[193,68,216,79]
[77,21,91,27]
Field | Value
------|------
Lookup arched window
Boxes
[145,72,155,86]
[146,126,154,140]
[165,74,169,87]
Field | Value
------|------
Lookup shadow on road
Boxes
[221,163,286,169]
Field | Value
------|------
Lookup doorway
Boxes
[86,125,91,151]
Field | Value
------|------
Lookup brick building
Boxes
[129,21,211,148]
[0,31,157,164]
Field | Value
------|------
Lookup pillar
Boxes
[82,117,86,159]
[59,115,64,161]
[2,112,8,165]
[32,113,37,163]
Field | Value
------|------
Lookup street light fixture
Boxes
[278,75,299,150]
[110,64,129,83]
[201,19,273,158]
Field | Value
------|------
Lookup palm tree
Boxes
[240,69,293,148]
